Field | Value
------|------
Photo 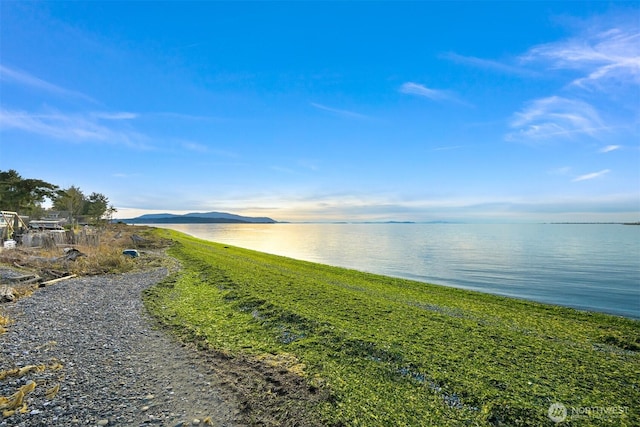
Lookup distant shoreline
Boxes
[121,217,274,224]
[549,222,640,225]
[118,220,640,225]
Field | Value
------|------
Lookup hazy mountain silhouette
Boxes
[121,211,276,224]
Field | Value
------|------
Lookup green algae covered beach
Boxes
[144,228,639,426]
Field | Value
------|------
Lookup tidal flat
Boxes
[144,228,639,426]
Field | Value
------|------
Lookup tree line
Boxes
[0,169,116,225]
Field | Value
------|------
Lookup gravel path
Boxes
[0,268,244,427]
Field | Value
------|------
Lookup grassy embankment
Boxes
[144,228,639,426]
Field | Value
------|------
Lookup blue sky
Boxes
[1,1,638,222]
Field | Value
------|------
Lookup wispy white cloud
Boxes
[270,159,319,175]
[0,66,149,145]
[150,112,226,121]
[400,82,447,100]
[177,139,238,158]
[0,65,97,103]
[0,108,151,149]
[444,14,639,91]
[431,145,466,152]
[310,102,369,120]
[91,112,138,120]
[572,169,611,182]
[441,52,539,77]
[520,19,640,90]
[506,13,639,145]
[600,144,621,153]
[399,82,471,106]
[548,166,572,176]
[506,96,608,142]
[181,141,209,153]
[400,82,451,101]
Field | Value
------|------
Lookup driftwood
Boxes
[6,274,38,282]
[6,274,41,285]
[131,234,149,246]
[41,269,69,279]
[39,274,77,287]
[0,285,16,302]
[26,248,86,264]
[20,276,42,285]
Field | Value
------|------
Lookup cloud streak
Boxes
[0,65,97,103]
[572,169,610,182]
[182,141,209,153]
[0,108,151,149]
[91,112,138,120]
[600,145,621,153]
[548,166,572,176]
[441,52,539,77]
[310,103,369,120]
[400,82,448,100]
[149,112,226,122]
[399,82,470,106]
[431,145,466,152]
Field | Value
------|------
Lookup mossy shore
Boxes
[143,228,639,426]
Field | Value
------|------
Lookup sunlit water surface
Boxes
[151,223,639,319]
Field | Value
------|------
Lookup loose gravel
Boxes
[0,268,244,427]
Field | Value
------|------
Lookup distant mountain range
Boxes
[120,211,277,224]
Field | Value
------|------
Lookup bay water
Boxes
[152,223,640,319]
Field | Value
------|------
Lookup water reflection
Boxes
[151,223,640,318]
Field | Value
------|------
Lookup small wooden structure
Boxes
[0,211,28,241]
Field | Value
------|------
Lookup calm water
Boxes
[153,223,640,319]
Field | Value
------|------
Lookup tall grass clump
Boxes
[68,245,137,276]
[0,314,9,334]
[145,229,639,426]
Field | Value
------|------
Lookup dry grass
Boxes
[0,224,172,296]
[67,245,137,276]
[0,224,172,334]
[0,314,9,334]
[11,285,35,300]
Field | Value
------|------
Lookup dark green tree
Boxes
[105,205,117,223]
[53,186,86,224]
[0,169,59,215]
[85,192,109,224]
